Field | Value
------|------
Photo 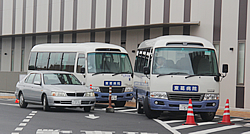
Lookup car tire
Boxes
[200,112,215,121]
[114,101,126,107]
[84,106,91,112]
[137,101,144,114]
[143,97,162,119]
[19,93,28,108]
[43,94,50,111]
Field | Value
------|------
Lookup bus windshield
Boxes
[87,53,133,74]
[152,47,219,76]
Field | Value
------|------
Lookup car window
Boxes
[33,74,41,83]
[25,74,35,84]
[43,73,81,85]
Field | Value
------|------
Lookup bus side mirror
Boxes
[81,67,85,73]
[222,64,228,73]
[143,66,150,74]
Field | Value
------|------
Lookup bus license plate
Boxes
[111,95,117,100]
[72,100,81,105]
[179,104,188,111]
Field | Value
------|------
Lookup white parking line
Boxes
[173,122,217,130]
[23,119,30,122]
[0,102,18,106]
[189,125,242,134]
[162,120,185,124]
[118,109,137,112]
[81,130,115,134]
[153,119,181,134]
[15,127,23,131]
[242,131,250,134]
[19,123,27,127]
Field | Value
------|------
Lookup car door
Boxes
[22,73,36,101]
[30,73,43,102]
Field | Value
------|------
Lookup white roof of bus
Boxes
[138,35,215,49]
[31,42,128,53]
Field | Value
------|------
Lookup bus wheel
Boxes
[114,101,126,107]
[137,101,144,114]
[143,98,162,119]
[200,112,215,121]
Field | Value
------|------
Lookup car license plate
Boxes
[111,95,117,100]
[179,104,188,111]
[72,100,81,105]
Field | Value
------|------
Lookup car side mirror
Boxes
[34,81,41,85]
[82,82,85,85]
[222,64,228,73]
[81,67,85,73]
[143,66,150,74]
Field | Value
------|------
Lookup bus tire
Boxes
[137,101,144,114]
[143,98,162,119]
[200,112,215,121]
[114,101,126,107]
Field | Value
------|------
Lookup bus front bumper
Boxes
[94,92,134,102]
[149,98,219,113]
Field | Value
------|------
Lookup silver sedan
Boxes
[15,71,96,112]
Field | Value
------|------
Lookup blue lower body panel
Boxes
[149,98,219,113]
[94,92,134,102]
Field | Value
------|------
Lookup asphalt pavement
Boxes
[1,92,250,119]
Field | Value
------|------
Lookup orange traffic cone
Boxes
[218,99,235,125]
[183,98,197,125]
[15,99,19,103]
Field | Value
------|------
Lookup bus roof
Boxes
[31,42,128,53]
[138,35,215,49]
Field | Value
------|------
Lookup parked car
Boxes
[15,71,96,112]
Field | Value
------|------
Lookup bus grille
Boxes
[100,87,125,93]
[168,93,204,101]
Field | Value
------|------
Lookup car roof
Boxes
[29,70,71,74]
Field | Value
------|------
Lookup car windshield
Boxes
[152,47,219,76]
[87,53,133,74]
[43,73,82,85]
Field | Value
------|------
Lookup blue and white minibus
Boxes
[134,35,228,120]
[28,43,134,107]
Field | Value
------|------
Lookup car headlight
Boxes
[203,94,219,100]
[124,87,133,92]
[150,92,168,99]
[51,91,67,97]
[84,92,95,97]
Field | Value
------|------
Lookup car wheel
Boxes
[143,97,162,119]
[200,112,215,121]
[84,106,91,112]
[137,101,144,114]
[43,94,50,111]
[114,101,126,107]
[19,93,28,108]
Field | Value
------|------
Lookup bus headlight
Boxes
[150,92,168,99]
[124,87,133,92]
[203,94,219,100]
[91,87,100,92]
[84,92,95,97]
[51,91,67,97]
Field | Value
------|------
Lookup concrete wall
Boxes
[0,72,26,93]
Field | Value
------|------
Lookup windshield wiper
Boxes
[112,71,132,76]
[92,72,114,76]
[157,72,188,78]
[185,73,215,79]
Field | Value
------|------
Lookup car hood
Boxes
[44,85,92,92]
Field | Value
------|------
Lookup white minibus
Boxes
[28,43,134,107]
[134,35,228,120]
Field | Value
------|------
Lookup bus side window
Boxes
[48,53,63,70]
[28,52,37,70]
[36,52,49,70]
[77,54,85,73]
[62,53,76,72]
